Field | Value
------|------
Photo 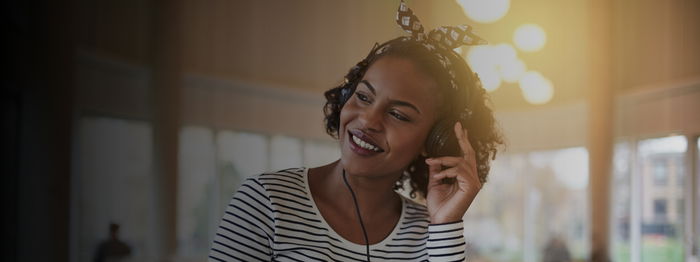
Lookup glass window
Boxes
[637,136,686,261]
[217,130,268,207]
[652,159,667,186]
[75,117,156,262]
[303,139,340,168]
[464,147,589,262]
[177,127,217,257]
[611,141,632,262]
[653,199,667,218]
[270,135,303,171]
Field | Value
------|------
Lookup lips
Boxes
[347,130,385,155]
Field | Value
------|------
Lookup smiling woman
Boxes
[208,1,503,261]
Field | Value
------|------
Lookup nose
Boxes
[358,106,384,133]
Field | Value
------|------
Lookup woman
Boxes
[209,2,502,261]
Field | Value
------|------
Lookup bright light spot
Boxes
[493,43,517,64]
[514,24,547,52]
[457,0,510,24]
[477,69,502,92]
[528,147,589,190]
[453,47,464,55]
[499,59,526,83]
[466,43,530,91]
[466,46,501,92]
[638,136,687,156]
[519,71,553,104]
[551,147,589,190]
[466,45,497,73]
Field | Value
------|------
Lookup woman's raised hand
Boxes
[425,122,482,224]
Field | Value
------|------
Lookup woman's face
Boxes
[339,56,439,178]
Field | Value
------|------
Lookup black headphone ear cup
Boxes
[425,119,462,158]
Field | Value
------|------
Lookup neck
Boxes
[323,160,402,216]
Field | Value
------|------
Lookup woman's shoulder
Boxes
[240,167,309,195]
[253,167,307,185]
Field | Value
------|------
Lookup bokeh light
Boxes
[499,58,526,83]
[492,43,517,65]
[519,71,553,104]
[477,69,502,92]
[457,0,510,24]
[467,46,501,92]
[513,24,547,52]
[467,44,525,91]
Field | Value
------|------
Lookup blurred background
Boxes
[4,0,700,261]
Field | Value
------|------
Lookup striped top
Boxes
[208,167,466,262]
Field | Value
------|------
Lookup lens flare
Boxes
[457,0,510,24]
[467,46,501,92]
[514,24,547,52]
[519,71,553,104]
[499,59,526,83]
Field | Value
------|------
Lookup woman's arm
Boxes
[208,177,275,262]
[427,221,466,261]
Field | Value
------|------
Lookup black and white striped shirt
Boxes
[209,167,466,261]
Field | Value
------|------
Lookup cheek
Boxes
[338,103,357,133]
[389,126,431,153]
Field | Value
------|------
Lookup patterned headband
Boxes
[373,0,487,95]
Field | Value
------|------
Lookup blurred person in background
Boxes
[93,223,132,262]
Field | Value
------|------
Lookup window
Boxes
[176,126,339,258]
[638,136,686,261]
[73,117,156,262]
[652,159,667,186]
[612,135,689,262]
[611,141,632,262]
[463,147,590,261]
[653,199,667,219]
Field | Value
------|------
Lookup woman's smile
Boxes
[347,129,384,156]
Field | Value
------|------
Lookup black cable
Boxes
[342,169,371,262]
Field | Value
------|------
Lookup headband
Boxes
[372,1,487,94]
[393,0,487,119]
[347,1,488,119]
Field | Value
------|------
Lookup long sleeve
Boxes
[208,178,275,262]
[426,220,466,262]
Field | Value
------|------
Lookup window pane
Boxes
[217,131,268,211]
[75,117,156,262]
[270,135,303,171]
[464,154,526,261]
[637,136,686,261]
[464,147,589,262]
[177,126,217,257]
[303,139,340,167]
[611,142,632,262]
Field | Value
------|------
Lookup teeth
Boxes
[352,134,380,152]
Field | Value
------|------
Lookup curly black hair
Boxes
[323,36,503,199]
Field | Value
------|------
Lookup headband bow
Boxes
[396,1,487,49]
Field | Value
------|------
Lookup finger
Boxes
[425,158,443,176]
[431,168,482,190]
[426,163,447,188]
[432,165,472,180]
[454,122,475,160]
[426,156,465,168]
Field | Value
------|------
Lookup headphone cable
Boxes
[342,169,371,262]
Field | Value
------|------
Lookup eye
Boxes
[389,110,410,122]
[355,92,371,103]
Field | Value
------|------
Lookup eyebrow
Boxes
[359,80,422,114]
